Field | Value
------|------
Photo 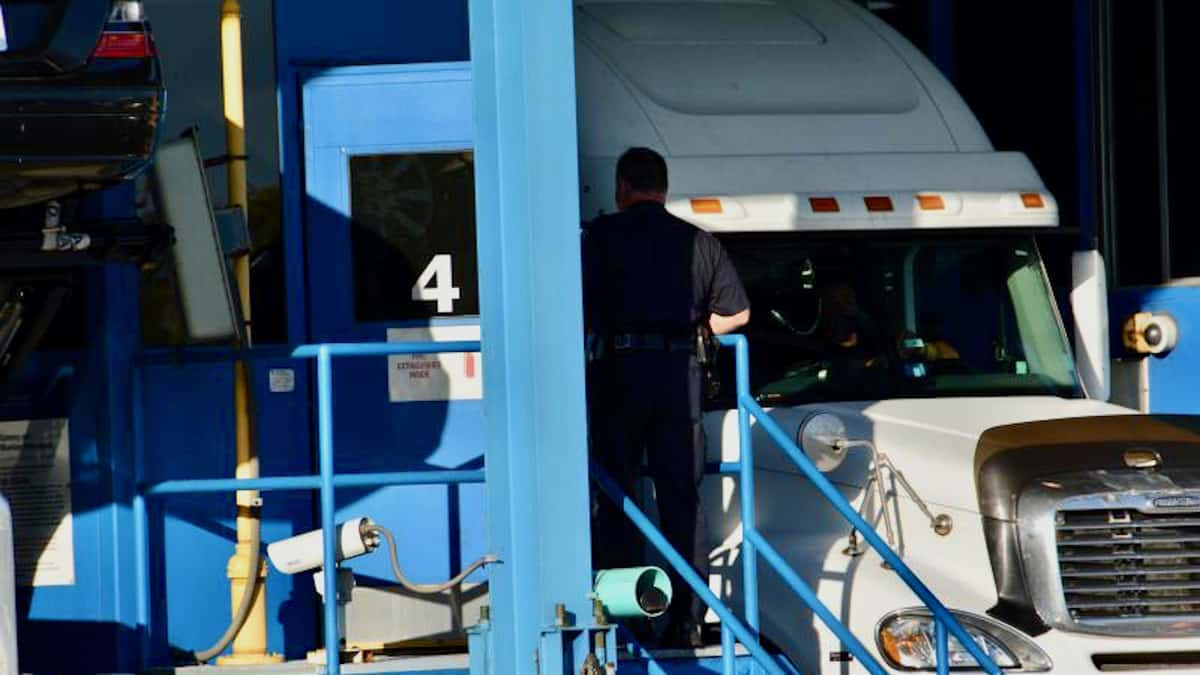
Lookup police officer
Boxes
[583,147,750,647]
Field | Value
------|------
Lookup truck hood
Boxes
[704,396,1131,514]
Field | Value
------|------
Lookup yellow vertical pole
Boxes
[216,0,281,665]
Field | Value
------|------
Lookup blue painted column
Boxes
[467,0,593,672]
[95,262,142,672]
[82,183,143,672]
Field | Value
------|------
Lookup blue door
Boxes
[301,64,487,642]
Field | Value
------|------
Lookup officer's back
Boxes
[583,202,710,338]
[582,147,749,648]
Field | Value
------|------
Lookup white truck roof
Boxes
[574,0,1057,231]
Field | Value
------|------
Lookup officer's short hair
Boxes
[616,147,668,194]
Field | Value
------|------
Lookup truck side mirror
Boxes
[1070,250,1110,401]
[797,411,849,472]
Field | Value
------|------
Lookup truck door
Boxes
[300,64,486,641]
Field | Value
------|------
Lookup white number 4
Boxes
[412,254,462,314]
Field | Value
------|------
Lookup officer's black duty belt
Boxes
[608,333,693,353]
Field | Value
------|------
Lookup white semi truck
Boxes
[576,1,1199,672]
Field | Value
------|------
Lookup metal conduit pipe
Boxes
[368,524,500,594]
[193,515,262,662]
[196,0,279,665]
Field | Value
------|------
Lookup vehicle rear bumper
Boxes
[0,83,162,207]
[0,84,162,159]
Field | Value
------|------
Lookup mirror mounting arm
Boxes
[841,440,954,560]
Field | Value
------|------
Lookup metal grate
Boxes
[1057,508,1200,624]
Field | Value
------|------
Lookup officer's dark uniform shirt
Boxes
[582,201,749,336]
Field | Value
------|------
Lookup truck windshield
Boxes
[714,233,1081,405]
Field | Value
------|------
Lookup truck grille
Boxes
[1057,508,1200,624]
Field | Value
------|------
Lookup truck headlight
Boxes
[876,609,1051,672]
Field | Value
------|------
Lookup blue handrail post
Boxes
[721,624,735,675]
[745,530,885,675]
[316,346,341,675]
[936,618,948,675]
[731,335,760,652]
[132,368,151,668]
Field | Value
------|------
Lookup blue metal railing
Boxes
[597,335,1001,675]
[718,334,999,675]
[133,341,484,675]
[592,464,792,675]
[132,336,1000,674]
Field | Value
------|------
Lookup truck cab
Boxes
[576,0,1199,671]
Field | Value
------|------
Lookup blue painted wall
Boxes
[13,3,476,671]
[276,1,470,345]
[9,186,142,673]
[129,2,479,666]
[137,355,316,661]
[1110,287,1200,414]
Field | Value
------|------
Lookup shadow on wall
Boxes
[697,408,874,674]
[136,186,484,663]
[3,352,145,674]
[137,353,469,662]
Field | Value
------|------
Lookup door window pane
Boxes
[349,152,479,321]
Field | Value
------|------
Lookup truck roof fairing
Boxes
[575,0,1056,230]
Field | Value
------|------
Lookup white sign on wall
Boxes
[268,368,296,393]
[387,325,482,402]
[0,419,74,587]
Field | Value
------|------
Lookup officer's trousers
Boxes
[588,350,706,633]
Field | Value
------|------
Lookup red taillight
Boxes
[93,31,153,59]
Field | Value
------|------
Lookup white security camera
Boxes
[267,517,380,575]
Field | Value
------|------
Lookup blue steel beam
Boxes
[468,0,594,670]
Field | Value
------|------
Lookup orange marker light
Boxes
[1021,193,1045,209]
[917,194,945,211]
[865,196,894,212]
[690,198,723,214]
[809,197,840,213]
